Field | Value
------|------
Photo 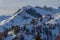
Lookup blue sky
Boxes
[0,0,60,16]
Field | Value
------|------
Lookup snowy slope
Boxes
[0,6,60,40]
[46,13,60,24]
[0,6,57,26]
[0,16,10,22]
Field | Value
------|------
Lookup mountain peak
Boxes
[23,6,33,9]
[13,6,33,15]
[0,6,60,40]
[0,6,60,26]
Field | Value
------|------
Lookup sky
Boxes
[0,0,60,16]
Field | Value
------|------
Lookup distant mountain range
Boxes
[0,6,60,40]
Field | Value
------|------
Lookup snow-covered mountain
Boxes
[0,6,60,40]
[0,15,10,22]
[0,6,59,26]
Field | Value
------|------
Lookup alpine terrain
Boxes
[0,6,60,40]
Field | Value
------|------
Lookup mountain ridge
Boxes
[0,6,60,40]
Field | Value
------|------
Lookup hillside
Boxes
[0,6,60,40]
